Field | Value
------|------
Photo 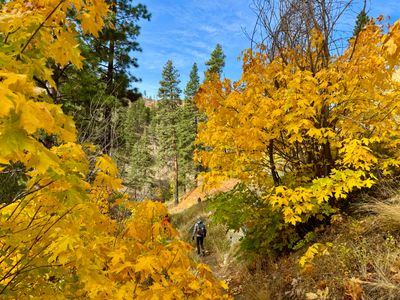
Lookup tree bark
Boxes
[268,140,281,186]
[103,0,117,155]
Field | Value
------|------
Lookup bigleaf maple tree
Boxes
[0,1,228,298]
[196,20,400,233]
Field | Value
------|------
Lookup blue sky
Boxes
[134,0,400,99]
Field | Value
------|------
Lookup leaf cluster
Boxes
[196,20,400,254]
[0,1,229,298]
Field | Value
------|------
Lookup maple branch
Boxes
[20,0,65,55]
[0,242,53,295]
[4,27,21,44]
[165,249,179,274]
[5,180,54,221]
[0,246,17,266]
[41,205,77,238]
[33,75,55,99]
[0,205,76,294]
[26,205,42,229]
[14,263,64,276]
[7,262,64,293]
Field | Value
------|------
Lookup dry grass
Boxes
[171,202,231,264]
[238,190,400,300]
[171,179,400,299]
[168,179,239,214]
[360,196,400,231]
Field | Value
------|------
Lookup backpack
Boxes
[196,222,206,237]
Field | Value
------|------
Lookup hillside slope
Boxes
[171,186,400,299]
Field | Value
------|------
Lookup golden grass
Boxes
[170,179,400,299]
[360,195,400,230]
[168,179,239,214]
[239,193,400,299]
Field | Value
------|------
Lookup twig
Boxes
[20,0,65,54]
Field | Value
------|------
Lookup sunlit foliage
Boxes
[196,20,400,247]
[0,1,228,298]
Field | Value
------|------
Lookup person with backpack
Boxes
[192,217,207,256]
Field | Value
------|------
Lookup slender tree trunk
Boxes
[173,131,179,205]
[320,103,333,176]
[174,154,179,205]
[103,0,117,155]
[268,140,281,186]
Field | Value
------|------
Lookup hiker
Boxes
[192,217,207,255]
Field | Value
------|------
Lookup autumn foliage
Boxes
[0,1,228,298]
[196,20,400,250]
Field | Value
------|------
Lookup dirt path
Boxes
[171,182,245,298]
[190,234,244,298]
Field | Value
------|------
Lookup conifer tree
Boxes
[155,60,182,204]
[184,63,200,101]
[205,44,226,80]
[182,63,202,187]
[121,99,152,182]
[55,1,151,155]
[101,1,150,154]
[353,10,370,37]
[176,104,197,191]
[124,99,151,150]
[129,131,154,199]
[158,60,182,101]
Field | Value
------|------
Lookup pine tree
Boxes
[90,0,150,154]
[117,99,152,179]
[184,63,200,101]
[55,1,151,155]
[182,63,202,187]
[353,10,370,37]
[176,104,197,191]
[129,131,154,199]
[94,1,150,96]
[205,44,226,80]
[158,60,181,101]
[124,99,151,149]
[155,60,182,204]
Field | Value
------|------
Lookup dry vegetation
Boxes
[173,180,400,300]
[236,182,400,300]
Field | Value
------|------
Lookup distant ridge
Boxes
[142,98,157,108]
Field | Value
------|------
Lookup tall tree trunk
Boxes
[103,0,117,154]
[174,154,179,205]
[173,134,179,205]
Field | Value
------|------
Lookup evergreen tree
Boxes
[176,104,197,191]
[55,1,150,155]
[181,63,201,187]
[123,99,151,149]
[205,44,225,80]
[353,10,370,37]
[117,99,152,178]
[154,60,182,204]
[184,63,200,101]
[83,0,151,154]
[158,60,181,101]
[129,131,154,199]
[94,1,151,97]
